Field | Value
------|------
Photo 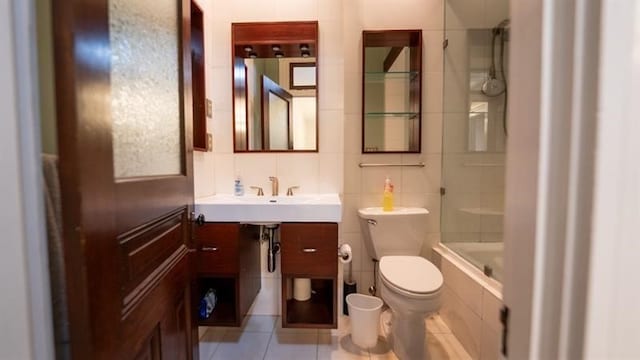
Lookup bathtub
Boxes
[444,242,504,282]
[432,243,503,359]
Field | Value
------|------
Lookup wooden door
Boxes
[52,0,197,358]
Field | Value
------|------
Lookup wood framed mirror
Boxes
[232,21,318,152]
[362,30,422,153]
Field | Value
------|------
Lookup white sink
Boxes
[195,194,342,223]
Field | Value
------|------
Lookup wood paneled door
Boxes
[52,0,198,358]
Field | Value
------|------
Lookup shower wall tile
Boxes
[481,289,502,333]
[480,322,501,360]
[442,257,483,316]
[445,0,486,30]
[423,112,444,154]
[440,285,482,359]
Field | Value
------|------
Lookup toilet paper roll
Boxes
[339,243,353,264]
[293,278,311,301]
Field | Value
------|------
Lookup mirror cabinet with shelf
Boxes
[362,30,422,153]
[232,22,318,152]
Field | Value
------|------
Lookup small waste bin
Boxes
[346,293,383,349]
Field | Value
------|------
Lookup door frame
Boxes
[0,0,55,359]
[505,0,640,359]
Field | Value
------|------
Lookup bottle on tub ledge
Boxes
[383,176,394,211]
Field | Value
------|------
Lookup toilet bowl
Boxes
[379,256,443,360]
[357,207,444,360]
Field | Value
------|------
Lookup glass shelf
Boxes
[364,71,419,80]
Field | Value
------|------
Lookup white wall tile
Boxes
[318,152,341,193]
[341,194,362,233]
[210,66,232,112]
[344,154,362,194]
[275,0,318,20]
[318,62,345,111]
[424,30,445,73]
[481,289,502,333]
[211,110,233,153]
[194,152,216,198]
[213,153,235,194]
[425,72,444,113]
[480,322,501,360]
[341,232,363,272]
[317,0,342,22]
[423,112,444,154]
[319,110,344,154]
[445,0,486,30]
[235,154,278,192]
[440,285,482,359]
[275,153,319,193]
[442,257,483,316]
[343,114,362,154]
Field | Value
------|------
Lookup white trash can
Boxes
[346,293,384,349]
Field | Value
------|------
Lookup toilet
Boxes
[358,207,443,360]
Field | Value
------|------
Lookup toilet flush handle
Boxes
[367,219,377,226]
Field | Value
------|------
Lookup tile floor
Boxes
[199,313,471,360]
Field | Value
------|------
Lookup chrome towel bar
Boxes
[358,162,425,168]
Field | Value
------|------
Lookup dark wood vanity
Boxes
[194,223,261,326]
[281,223,338,328]
[195,222,338,328]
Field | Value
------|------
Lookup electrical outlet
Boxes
[207,133,213,151]
[206,99,212,118]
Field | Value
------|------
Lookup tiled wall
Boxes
[433,248,502,360]
[193,0,345,315]
[193,0,446,315]
[341,0,445,295]
[193,0,344,200]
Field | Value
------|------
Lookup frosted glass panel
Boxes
[110,0,182,178]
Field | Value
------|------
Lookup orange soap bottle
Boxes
[382,176,394,211]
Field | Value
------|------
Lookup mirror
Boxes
[232,22,318,152]
[362,30,422,153]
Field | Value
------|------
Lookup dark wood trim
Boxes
[191,1,207,152]
[289,62,317,90]
[53,0,196,358]
[261,75,294,150]
[52,0,115,356]
[232,21,318,152]
[362,30,423,154]
[383,47,404,72]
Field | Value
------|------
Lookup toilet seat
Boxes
[379,256,443,298]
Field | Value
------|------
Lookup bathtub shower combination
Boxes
[440,6,510,284]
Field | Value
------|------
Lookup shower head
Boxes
[493,19,510,41]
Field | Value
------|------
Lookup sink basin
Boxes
[195,194,342,223]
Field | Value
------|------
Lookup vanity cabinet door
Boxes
[194,223,239,274]
[280,223,338,276]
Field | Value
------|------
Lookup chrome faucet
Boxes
[269,176,279,196]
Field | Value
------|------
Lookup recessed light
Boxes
[275,52,284,58]
[301,50,310,58]
[249,52,257,58]
[300,44,309,51]
[244,45,253,52]
[272,45,281,52]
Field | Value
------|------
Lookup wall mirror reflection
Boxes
[362,30,422,153]
[232,22,318,152]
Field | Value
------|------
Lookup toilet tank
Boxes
[358,207,429,260]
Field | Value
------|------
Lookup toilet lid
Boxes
[379,256,443,294]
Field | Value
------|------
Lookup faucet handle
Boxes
[286,186,300,196]
[250,186,264,196]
